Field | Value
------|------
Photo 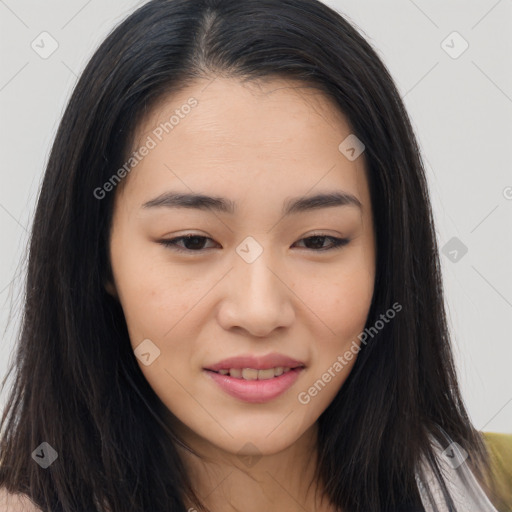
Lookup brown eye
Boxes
[159,235,217,252]
[293,236,350,251]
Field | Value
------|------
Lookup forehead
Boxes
[120,77,369,207]
[136,76,350,141]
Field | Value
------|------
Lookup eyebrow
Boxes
[142,190,362,216]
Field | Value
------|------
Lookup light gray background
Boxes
[0,0,511,433]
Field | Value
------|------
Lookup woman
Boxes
[0,0,505,510]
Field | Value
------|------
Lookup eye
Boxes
[292,235,350,251]
[158,234,350,253]
[159,235,218,252]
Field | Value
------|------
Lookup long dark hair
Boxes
[0,0,496,510]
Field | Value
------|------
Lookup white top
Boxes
[416,432,498,511]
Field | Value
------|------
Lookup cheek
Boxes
[293,260,373,407]
[299,261,374,340]
[114,262,200,412]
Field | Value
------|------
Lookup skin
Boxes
[107,77,376,512]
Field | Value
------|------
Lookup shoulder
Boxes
[0,487,42,512]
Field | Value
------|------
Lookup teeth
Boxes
[242,368,259,380]
[217,366,296,380]
[257,368,276,380]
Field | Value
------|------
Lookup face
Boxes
[107,77,375,457]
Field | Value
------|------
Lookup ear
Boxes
[104,280,118,299]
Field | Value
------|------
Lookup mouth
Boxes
[205,365,304,380]
[204,365,305,404]
[203,353,306,403]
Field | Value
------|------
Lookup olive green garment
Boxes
[483,432,512,512]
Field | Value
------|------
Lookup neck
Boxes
[176,422,336,512]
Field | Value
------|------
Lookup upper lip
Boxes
[204,353,306,372]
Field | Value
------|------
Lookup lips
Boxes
[203,353,306,403]
[205,367,304,403]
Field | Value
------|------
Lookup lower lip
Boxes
[204,368,304,403]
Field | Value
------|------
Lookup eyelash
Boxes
[158,234,350,254]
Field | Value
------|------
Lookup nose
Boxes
[216,248,295,337]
